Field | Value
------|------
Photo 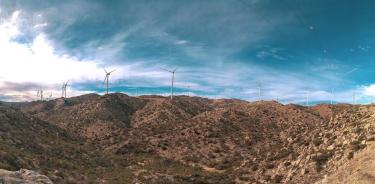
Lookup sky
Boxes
[1,0,375,104]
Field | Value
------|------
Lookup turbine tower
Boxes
[61,82,65,98]
[64,81,69,98]
[162,68,177,100]
[330,88,334,105]
[352,92,356,105]
[258,82,262,101]
[104,69,116,95]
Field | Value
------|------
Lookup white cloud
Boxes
[0,11,139,101]
[256,48,287,61]
[362,84,375,96]
[0,13,105,84]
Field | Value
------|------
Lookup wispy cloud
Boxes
[256,48,288,61]
[0,11,163,100]
[1,1,374,104]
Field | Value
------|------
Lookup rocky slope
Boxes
[317,142,375,184]
[0,169,53,184]
[0,102,232,184]
[4,94,375,183]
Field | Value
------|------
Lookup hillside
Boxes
[1,98,233,184]
[3,94,375,183]
[317,142,375,184]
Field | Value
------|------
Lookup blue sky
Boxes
[1,0,375,103]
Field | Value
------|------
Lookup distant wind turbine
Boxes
[62,81,69,98]
[162,68,177,100]
[104,69,116,95]
[258,82,262,101]
[128,87,139,96]
[352,92,356,105]
[61,83,65,98]
[305,91,309,106]
[37,89,43,101]
[187,85,191,97]
[330,88,334,105]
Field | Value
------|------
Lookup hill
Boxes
[1,96,233,184]
[3,93,375,183]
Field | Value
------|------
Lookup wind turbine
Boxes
[162,68,177,100]
[187,85,191,97]
[305,91,309,106]
[258,82,262,101]
[104,69,116,95]
[129,87,139,96]
[61,82,65,98]
[352,92,356,105]
[62,81,69,98]
[64,81,69,98]
[330,88,334,105]
[37,89,43,101]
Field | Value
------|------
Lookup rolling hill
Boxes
[2,93,375,183]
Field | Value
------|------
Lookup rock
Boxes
[271,174,283,183]
[301,168,308,175]
[0,169,53,184]
[327,145,335,151]
[367,136,375,141]
[343,140,349,145]
[239,174,252,181]
[287,137,293,143]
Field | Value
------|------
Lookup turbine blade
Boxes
[104,68,108,73]
[109,69,117,74]
[160,68,172,73]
